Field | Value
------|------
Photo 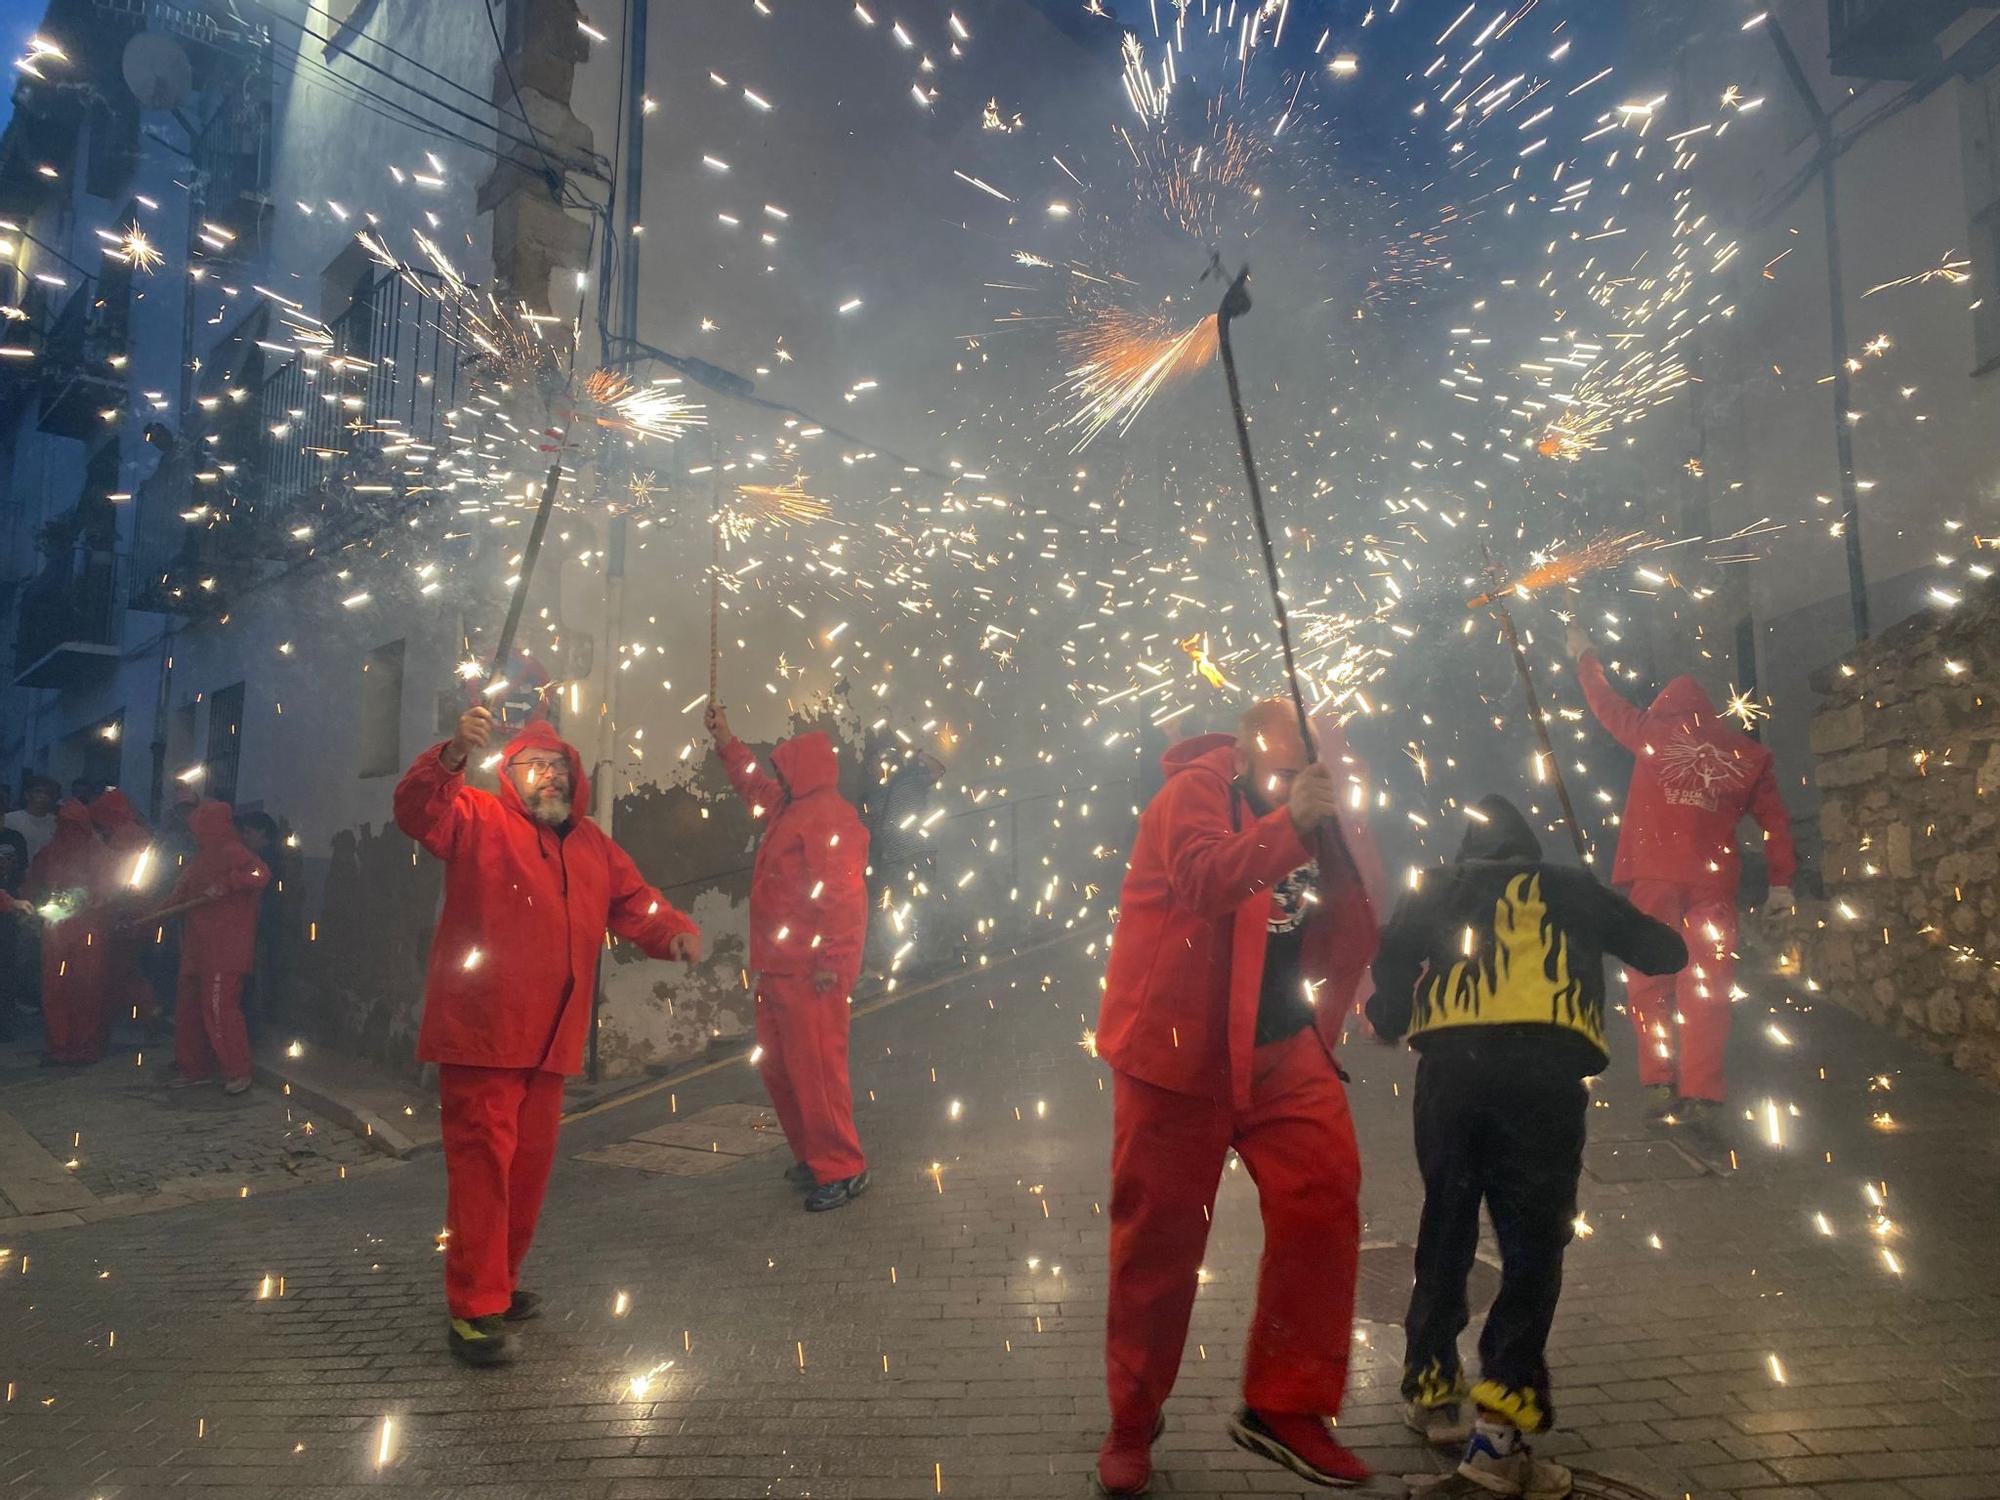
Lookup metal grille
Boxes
[257,268,467,511]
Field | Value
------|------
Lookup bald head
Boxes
[1235,698,1308,816]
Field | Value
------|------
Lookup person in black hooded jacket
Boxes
[1366,794,1686,1499]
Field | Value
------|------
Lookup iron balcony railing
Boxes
[257,266,469,510]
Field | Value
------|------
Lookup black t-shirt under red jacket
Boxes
[1096,734,1380,1110]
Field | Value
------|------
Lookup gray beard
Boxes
[531,798,572,826]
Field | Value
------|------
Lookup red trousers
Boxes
[437,1064,566,1320]
[107,937,159,1025]
[1105,1028,1362,1433]
[1624,881,1738,1102]
[756,972,865,1183]
[175,971,253,1081]
[42,924,109,1064]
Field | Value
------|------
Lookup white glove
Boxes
[1766,886,1796,916]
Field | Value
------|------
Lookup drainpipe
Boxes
[1767,16,1870,641]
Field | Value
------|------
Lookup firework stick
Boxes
[485,433,568,685]
[708,518,721,704]
[1214,268,1314,762]
[1214,267,1368,893]
[707,454,723,705]
[1478,544,1592,865]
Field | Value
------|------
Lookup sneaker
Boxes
[1680,1098,1728,1133]
[1641,1083,1676,1120]
[1459,1443,1572,1499]
[167,1072,210,1089]
[446,1315,513,1366]
[783,1160,816,1189]
[804,1169,871,1213]
[223,1076,252,1096]
[503,1290,542,1322]
[1228,1408,1370,1487]
[1405,1397,1473,1447]
[1092,1414,1168,1498]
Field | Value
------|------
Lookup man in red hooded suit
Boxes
[1569,629,1797,1120]
[396,705,700,1365]
[706,705,871,1212]
[89,790,161,1031]
[28,799,112,1065]
[153,799,270,1092]
[1092,700,1382,1496]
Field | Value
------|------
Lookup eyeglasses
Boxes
[511,757,570,777]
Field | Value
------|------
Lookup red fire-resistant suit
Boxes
[89,790,160,1026]
[1095,732,1380,1438]
[1577,651,1798,1101]
[718,731,870,1184]
[160,801,269,1083]
[31,800,111,1064]
[395,722,698,1319]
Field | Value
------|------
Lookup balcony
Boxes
[258,266,467,511]
[1828,0,1983,79]
[13,548,128,690]
[0,271,129,441]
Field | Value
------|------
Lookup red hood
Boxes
[770,731,840,799]
[497,721,590,822]
[32,800,102,891]
[1651,675,1714,721]
[89,788,141,834]
[1162,732,1236,782]
[189,799,243,851]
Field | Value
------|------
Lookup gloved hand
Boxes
[1763,886,1797,927]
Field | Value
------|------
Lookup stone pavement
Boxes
[0,935,1996,1500]
[0,1031,395,1232]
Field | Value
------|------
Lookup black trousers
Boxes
[1400,1046,1587,1432]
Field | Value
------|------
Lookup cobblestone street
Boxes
[2,936,1996,1500]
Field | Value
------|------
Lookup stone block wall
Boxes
[1805,590,2000,1086]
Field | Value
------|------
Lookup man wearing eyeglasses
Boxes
[396,704,702,1366]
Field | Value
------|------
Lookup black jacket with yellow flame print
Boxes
[1365,795,1688,1076]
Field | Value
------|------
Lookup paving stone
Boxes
[0,936,1994,1498]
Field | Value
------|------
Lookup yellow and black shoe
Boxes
[503,1290,542,1322]
[447,1314,513,1366]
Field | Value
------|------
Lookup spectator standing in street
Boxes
[1092,699,1381,1496]
[153,801,269,1094]
[396,706,700,1367]
[707,705,872,1213]
[89,790,161,1034]
[234,812,286,1035]
[1567,628,1796,1124]
[1367,793,1687,1498]
[4,775,60,862]
[28,800,112,1065]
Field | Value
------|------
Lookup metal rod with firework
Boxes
[485,433,568,685]
[1212,265,1371,896]
[1473,540,1592,866]
[1213,266,1315,761]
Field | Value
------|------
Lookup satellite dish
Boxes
[123,33,193,112]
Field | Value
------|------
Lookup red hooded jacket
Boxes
[718,732,870,977]
[161,801,270,975]
[1577,650,1797,898]
[30,800,107,904]
[88,789,152,888]
[1096,733,1382,1109]
[88,789,148,850]
[394,721,697,1074]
